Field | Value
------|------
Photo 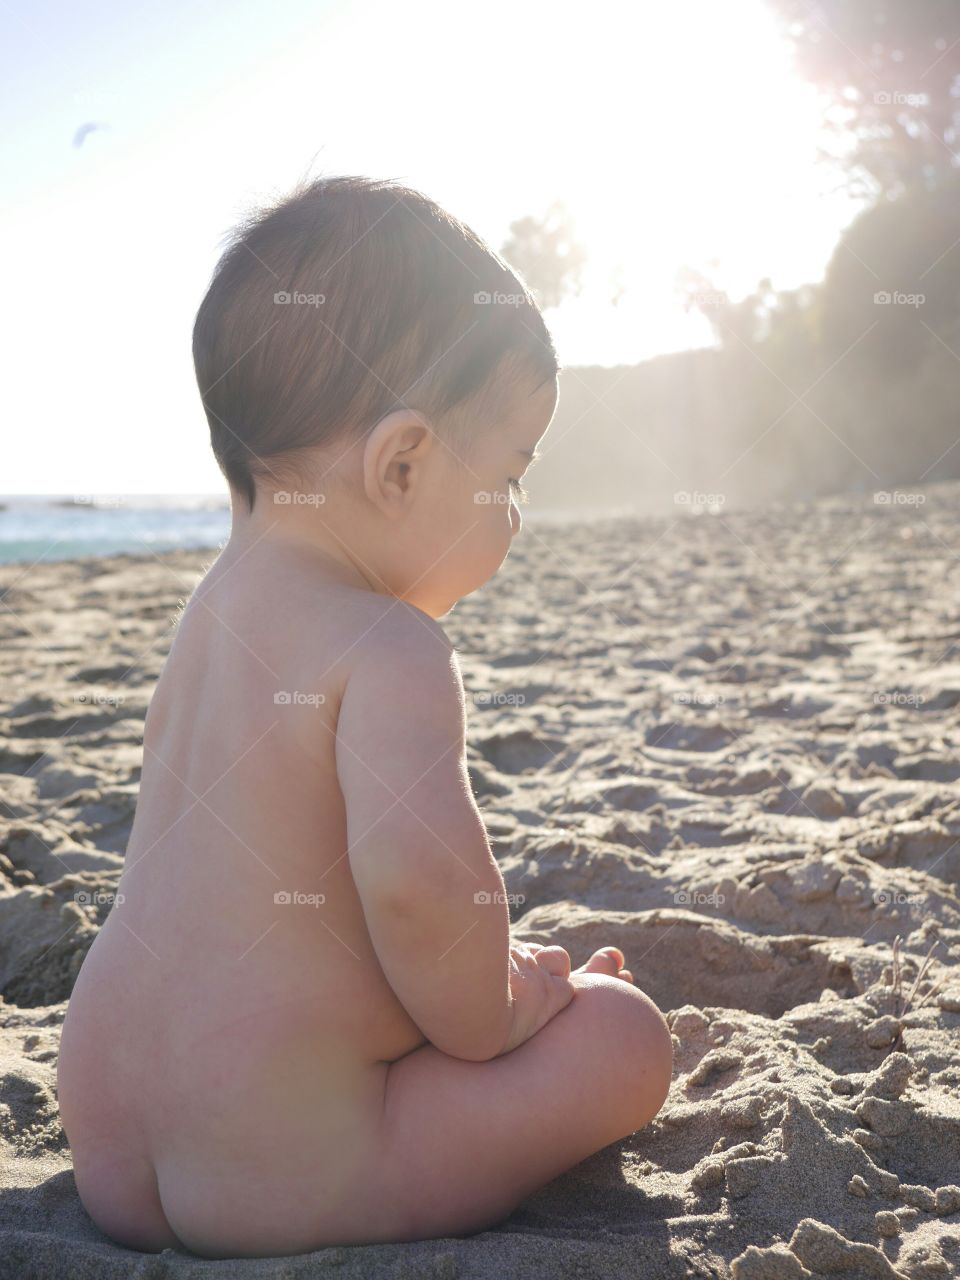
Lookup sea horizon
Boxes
[0,494,650,566]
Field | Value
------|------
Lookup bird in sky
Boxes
[72,122,108,149]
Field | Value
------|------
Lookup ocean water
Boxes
[0,495,645,567]
[0,496,232,566]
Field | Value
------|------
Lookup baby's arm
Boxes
[335,606,570,1062]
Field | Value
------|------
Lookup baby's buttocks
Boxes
[59,562,433,1252]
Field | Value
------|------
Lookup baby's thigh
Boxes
[372,975,673,1242]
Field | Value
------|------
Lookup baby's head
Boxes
[193,175,559,616]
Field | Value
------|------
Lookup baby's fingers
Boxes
[546,971,575,1019]
[532,945,571,979]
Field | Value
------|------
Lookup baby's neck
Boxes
[222,513,386,597]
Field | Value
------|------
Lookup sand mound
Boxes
[2,491,960,1277]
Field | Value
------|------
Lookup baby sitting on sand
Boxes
[56,176,673,1258]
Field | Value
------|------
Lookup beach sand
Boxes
[2,486,960,1278]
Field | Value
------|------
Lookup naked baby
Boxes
[56,175,673,1258]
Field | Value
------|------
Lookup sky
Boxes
[2,0,863,493]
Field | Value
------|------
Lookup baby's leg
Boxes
[370,957,673,1243]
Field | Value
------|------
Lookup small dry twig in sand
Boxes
[888,936,943,1047]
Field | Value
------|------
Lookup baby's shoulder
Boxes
[333,595,464,717]
[335,599,467,755]
[289,587,458,697]
[344,596,456,682]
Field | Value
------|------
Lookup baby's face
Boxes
[403,377,558,617]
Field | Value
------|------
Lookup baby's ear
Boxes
[362,410,433,516]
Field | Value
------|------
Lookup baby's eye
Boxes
[508,478,528,504]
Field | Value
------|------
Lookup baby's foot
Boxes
[521,941,634,983]
[574,947,633,983]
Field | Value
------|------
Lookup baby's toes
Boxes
[575,947,624,977]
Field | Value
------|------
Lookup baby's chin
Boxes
[445,567,509,614]
[391,584,457,620]
[403,581,484,620]
[401,548,512,617]
[405,591,463,621]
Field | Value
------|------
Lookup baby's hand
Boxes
[498,941,638,1055]
[498,943,575,1055]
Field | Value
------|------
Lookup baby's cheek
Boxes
[467,508,513,582]
[490,499,516,550]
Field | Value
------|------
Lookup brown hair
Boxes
[192,175,559,512]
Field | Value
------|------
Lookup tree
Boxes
[767,0,960,198]
[820,185,960,372]
[500,202,587,310]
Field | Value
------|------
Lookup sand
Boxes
[2,485,960,1278]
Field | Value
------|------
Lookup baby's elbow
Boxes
[364,870,465,942]
[428,1018,510,1064]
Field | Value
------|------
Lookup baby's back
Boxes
[57,550,428,1251]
